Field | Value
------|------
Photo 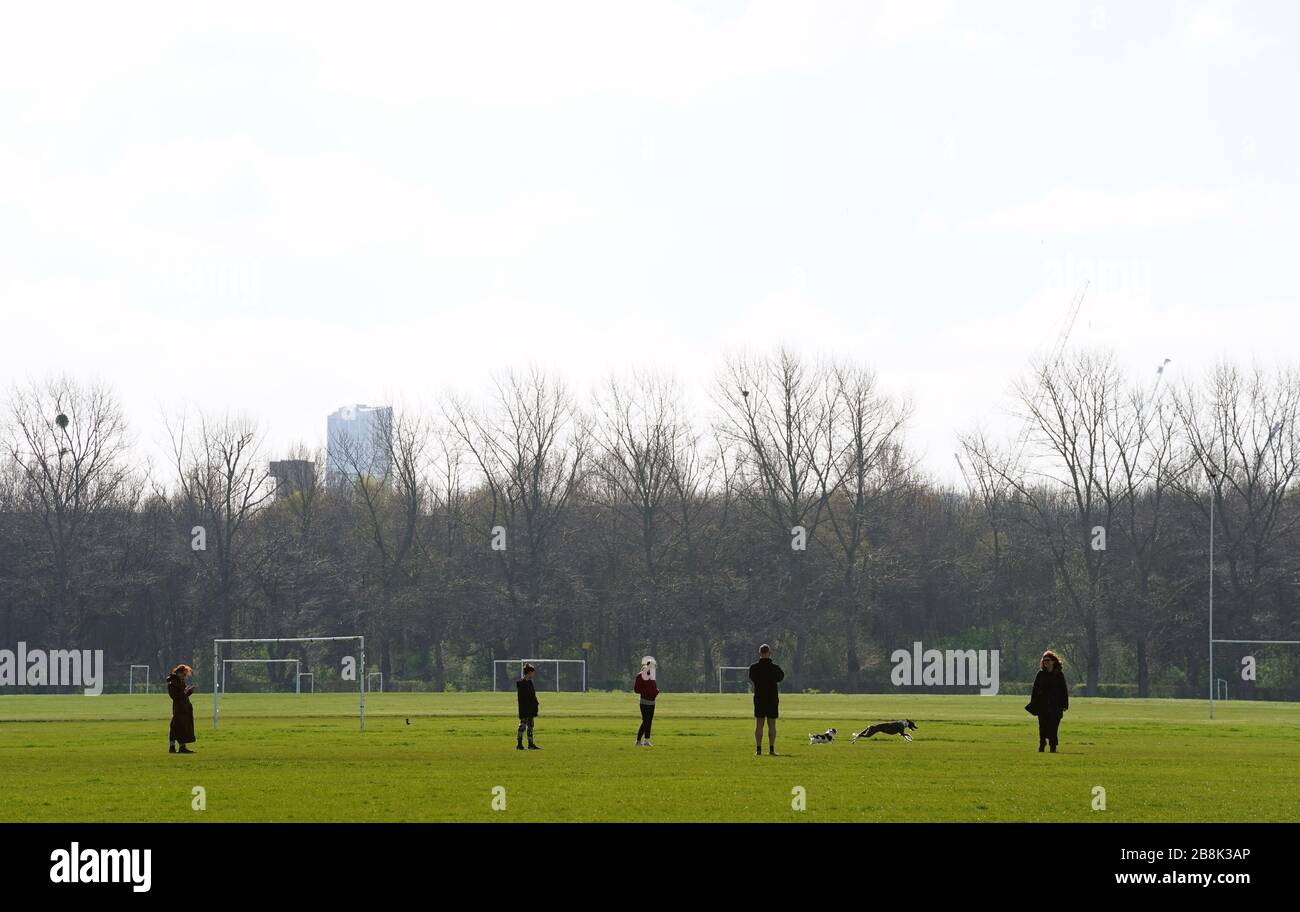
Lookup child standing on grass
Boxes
[515,663,540,750]
[634,656,659,747]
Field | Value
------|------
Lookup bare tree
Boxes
[591,371,688,657]
[429,431,470,560]
[667,424,727,689]
[448,368,589,658]
[715,349,840,679]
[956,429,1013,585]
[1173,362,1300,637]
[4,377,132,640]
[278,442,326,539]
[166,410,273,640]
[4,353,1297,698]
[410,425,478,690]
[251,442,340,660]
[817,362,911,689]
[332,405,428,679]
[1101,376,1187,695]
[968,351,1125,693]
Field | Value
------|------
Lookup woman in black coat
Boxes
[167,664,196,754]
[1026,650,1069,753]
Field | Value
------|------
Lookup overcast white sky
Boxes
[2,1,1298,482]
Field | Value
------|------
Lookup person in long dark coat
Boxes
[167,664,196,754]
[748,644,785,756]
[1026,650,1069,753]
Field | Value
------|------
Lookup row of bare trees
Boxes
[960,352,1300,694]
[1,350,1297,695]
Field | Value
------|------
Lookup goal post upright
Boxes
[1209,485,1214,720]
[213,636,365,731]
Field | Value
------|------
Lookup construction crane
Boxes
[954,450,974,490]
[1007,278,1090,475]
[953,278,1089,499]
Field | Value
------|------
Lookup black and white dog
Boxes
[852,720,918,743]
[807,728,838,744]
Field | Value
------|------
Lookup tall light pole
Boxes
[1208,467,1217,719]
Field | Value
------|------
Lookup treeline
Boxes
[2,350,1298,697]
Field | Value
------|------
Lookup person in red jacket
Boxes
[633,656,659,747]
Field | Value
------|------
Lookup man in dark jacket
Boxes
[749,644,785,756]
[515,663,541,750]
[167,664,196,754]
[1027,650,1069,753]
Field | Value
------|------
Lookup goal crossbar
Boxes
[213,636,365,731]
[1212,639,1300,645]
[128,664,150,694]
[492,659,586,692]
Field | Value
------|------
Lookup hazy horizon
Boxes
[3,1,1298,483]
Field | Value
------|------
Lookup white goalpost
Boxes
[718,666,751,693]
[1208,490,1300,717]
[214,636,364,731]
[222,658,301,695]
[367,672,384,693]
[128,664,150,694]
[492,659,587,692]
[1210,637,1300,716]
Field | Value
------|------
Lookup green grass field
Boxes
[1,692,1297,822]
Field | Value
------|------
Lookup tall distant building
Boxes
[269,459,316,499]
[326,404,392,487]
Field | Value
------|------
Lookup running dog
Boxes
[851,720,917,743]
[807,728,837,744]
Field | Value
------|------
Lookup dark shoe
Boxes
[1050,746,1057,753]
[527,743,541,750]
[516,743,524,750]
[178,747,194,754]
[168,745,176,754]
[1038,743,1045,752]
[755,748,762,757]
[768,749,778,756]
